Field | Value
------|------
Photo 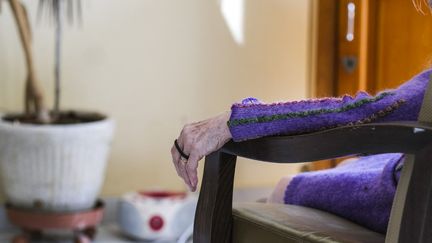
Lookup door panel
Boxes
[375,0,432,90]
[311,0,432,171]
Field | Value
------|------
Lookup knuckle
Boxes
[183,124,192,132]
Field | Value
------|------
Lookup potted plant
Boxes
[0,0,114,212]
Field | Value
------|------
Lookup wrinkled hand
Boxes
[171,111,232,192]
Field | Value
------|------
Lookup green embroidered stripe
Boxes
[228,92,394,127]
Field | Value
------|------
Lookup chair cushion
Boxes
[232,203,385,243]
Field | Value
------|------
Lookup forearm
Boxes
[228,69,431,142]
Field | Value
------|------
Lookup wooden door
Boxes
[374,0,432,90]
[310,0,432,171]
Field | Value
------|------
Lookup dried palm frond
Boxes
[36,0,82,116]
[5,0,83,121]
[37,0,82,26]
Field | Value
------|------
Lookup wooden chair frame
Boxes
[193,121,432,243]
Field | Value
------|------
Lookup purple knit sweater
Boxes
[228,68,432,233]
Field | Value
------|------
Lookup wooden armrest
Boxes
[222,121,432,162]
[193,121,432,243]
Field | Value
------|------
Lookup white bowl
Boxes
[118,191,197,241]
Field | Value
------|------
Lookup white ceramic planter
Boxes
[0,116,114,212]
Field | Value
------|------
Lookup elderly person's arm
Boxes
[171,69,431,191]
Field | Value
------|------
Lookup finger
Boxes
[185,152,201,192]
[178,134,196,189]
[171,145,181,176]
[179,157,193,190]
[175,139,193,190]
[171,143,191,190]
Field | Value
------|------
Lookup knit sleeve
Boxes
[228,69,432,142]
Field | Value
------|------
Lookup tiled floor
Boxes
[0,188,272,243]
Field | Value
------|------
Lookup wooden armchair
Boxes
[193,122,432,243]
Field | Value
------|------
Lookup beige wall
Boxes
[0,0,311,196]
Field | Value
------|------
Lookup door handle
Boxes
[346,2,356,42]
